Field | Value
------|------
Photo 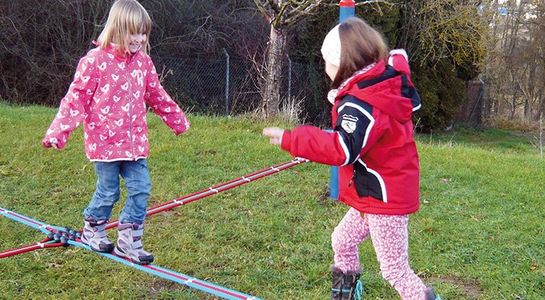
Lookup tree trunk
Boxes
[509,88,520,120]
[261,26,287,118]
[538,77,545,121]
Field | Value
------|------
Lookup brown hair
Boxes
[97,0,152,56]
[331,17,389,88]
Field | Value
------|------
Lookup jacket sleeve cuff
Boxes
[173,116,190,135]
[174,124,189,135]
[280,130,291,152]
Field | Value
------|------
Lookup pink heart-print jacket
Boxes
[43,45,190,161]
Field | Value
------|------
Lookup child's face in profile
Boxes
[324,57,339,81]
[128,33,146,53]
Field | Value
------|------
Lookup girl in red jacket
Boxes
[42,0,189,265]
[263,17,440,300]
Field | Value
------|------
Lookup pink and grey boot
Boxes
[81,219,115,253]
[113,222,154,265]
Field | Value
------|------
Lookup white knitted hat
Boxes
[321,24,342,67]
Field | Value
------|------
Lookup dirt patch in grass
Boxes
[429,275,482,299]
[316,184,339,207]
[145,279,180,297]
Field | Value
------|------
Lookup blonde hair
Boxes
[332,17,389,88]
[97,0,152,55]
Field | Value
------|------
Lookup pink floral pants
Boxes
[331,208,427,300]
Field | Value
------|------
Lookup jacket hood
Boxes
[336,52,421,123]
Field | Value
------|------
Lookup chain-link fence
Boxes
[154,50,330,124]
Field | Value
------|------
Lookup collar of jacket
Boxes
[91,40,142,63]
[335,60,385,100]
[327,62,379,105]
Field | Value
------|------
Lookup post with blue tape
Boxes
[329,165,340,200]
[339,0,356,22]
[329,0,356,200]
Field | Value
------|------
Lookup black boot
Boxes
[331,268,363,300]
[425,286,441,300]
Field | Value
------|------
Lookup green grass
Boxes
[419,126,538,154]
[1,103,544,299]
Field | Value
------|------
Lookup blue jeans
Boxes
[84,159,151,224]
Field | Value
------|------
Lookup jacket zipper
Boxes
[349,167,356,187]
[127,57,135,160]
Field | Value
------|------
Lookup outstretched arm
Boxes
[144,59,190,135]
[264,95,382,166]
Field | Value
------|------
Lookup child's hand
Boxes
[262,127,284,145]
[42,138,60,150]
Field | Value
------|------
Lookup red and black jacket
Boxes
[280,51,421,215]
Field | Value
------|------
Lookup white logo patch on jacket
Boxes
[340,114,359,134]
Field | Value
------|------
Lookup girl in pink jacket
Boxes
[42,0,189,265]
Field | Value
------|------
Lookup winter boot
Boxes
[332,268,363,300]
[425,286,442,300]
[114,222,154,265]
[81,219,114,253]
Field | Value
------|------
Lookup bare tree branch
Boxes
[253,0,273,22]
[268,0,281,13]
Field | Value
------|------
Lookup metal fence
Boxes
[153,50,328,122]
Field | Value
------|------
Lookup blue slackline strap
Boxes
[0,206,54,235]
[69,240,260,300]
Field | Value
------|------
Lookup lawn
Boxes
[1,103,544,299]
